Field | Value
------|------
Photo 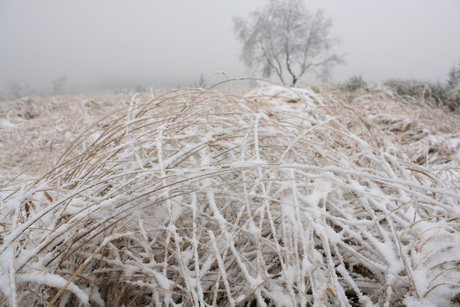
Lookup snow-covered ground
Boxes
[0,84,459,306]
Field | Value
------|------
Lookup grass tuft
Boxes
[0,81,459,306]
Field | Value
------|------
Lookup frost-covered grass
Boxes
[0,83,459,306]
[0,93,132,188]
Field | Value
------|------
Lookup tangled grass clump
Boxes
[1,84,459,306]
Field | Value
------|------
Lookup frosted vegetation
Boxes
[0,81,459,306]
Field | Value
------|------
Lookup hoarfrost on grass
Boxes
[0,83,459,306]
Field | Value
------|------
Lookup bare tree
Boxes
[234,0,344,86]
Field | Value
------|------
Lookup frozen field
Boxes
[0,83,459,306]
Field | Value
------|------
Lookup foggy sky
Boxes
[1,0,459,94]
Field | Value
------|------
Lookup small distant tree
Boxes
[447,62,460,89]
[52,75,67,95]
[234,0,344,86]
[7,79,24,98]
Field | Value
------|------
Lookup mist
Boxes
[1,0,459,95]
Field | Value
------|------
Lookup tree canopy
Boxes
[234,0,344,86]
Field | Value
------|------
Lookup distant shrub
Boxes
[447,90,460,111]
[383,79,425,98]
[447,62,460,110]
[340,75,367,91]
[383,79,458,111]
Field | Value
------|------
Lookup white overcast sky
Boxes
[0,0,459,93]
